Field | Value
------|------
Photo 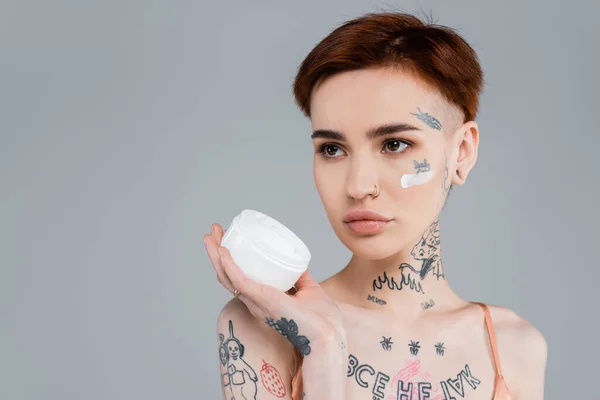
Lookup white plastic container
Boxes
[220,209,311,291]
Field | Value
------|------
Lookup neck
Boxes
[332,221,464,320]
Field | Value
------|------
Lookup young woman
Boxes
[204,11,547,400]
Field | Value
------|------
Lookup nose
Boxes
[346,156,379,200]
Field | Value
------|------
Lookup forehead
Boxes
[310,68,450,130]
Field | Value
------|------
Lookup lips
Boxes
[343,209,392,223]
[343,209,393,235]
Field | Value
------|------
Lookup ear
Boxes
[239,342,245,357]
[452,120,479,185]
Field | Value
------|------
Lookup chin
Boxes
[335,227,403,261]
[350,241,400,260]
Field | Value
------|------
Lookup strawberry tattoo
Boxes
[260,360,286,397]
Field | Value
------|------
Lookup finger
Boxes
[294,269,319,289]
[211,223,226,245]
[203,234,221,270]
[204,235,234,292]
[217,245,273,305]
[216,269,235,293]
[203,234,235,292]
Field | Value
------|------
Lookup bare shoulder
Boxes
[486,304,548,398]
[485,304,547,359]
[216,299,298,399]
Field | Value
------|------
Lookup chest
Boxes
[342,322,499,399]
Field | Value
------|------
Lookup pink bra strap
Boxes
[474,302,504,376]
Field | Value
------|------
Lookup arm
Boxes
[217,299,295,399]
[206,225,347,399]
[217,298,348,400]
[297,333,348,399]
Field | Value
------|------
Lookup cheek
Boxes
[384,155,434,190]
[396,184,437,209]
[314,164,344,204]
[400,170,434,188]
[387,181,440,250]
[388,169,442,212]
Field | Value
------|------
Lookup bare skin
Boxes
[208,67,547,399]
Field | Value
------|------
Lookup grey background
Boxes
[1,0,598,398]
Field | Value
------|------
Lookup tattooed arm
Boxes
[217,297,348,400]
[206,225,347,399]
[217,299,296,400]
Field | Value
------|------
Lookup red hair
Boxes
[292,12,484,122]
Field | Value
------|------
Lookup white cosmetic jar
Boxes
[220,209,311,291]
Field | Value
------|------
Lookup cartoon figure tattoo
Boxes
[372,221,445,296]
[219,320,258,400]
[402,221,445,280]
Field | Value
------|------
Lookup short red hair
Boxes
[293,12,484,122]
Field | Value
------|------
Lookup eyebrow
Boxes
[311,123,422,141]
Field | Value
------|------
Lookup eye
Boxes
[383,139,410,153]
[318,143,346,158]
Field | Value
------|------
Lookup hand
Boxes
[203,223,346,355]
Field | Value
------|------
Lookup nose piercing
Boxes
[371,184,380,198]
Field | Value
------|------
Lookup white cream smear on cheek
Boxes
[400,170,434,188]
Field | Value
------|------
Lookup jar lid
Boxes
[237,209,311,270]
